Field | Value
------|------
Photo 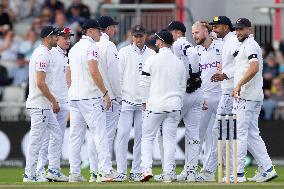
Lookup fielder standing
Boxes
[36,27,74,182]
[67,19,115,182]
[24,26,61,182]
[191,21,223,182]
[200,16,240,181]
[115,25,156,182]
[154,21,202,182]
[139,30,185,182]
[232,18,277,182]
[87,15,122,182]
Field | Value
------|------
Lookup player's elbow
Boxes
[37,80,46,90]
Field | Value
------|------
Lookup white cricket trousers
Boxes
[182,90,203,170]
[115,101,143,174]
[233,99,272,173]
[141,111,180,174]
[69,98,112,175]
[24,108,61,178]
[204,94,234,173]
[36,103,69,174]
[199,92,221,167]
[88,100,121,173]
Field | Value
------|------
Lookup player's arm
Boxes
[118,50,126,96]
[87,44,111,110]
[36,55,59,113]
[139,59,151,109]
[106,44,122,101]
[66,65,71,88]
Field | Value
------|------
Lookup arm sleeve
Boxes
[118,49,126,93]
[139,59,151,103]
[186,47,200,74]
[244,42,259,63]
[106,44,122,99]
[35,54,49,72]
[87,44,99,62]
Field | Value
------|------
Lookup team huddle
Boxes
[23,15,278,183]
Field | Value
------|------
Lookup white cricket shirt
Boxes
[96,32,121,100]
[196,39,223,98]
[139,47,186,112]
[50,46,69,103]
[68,35,101,100]
[118,44,156,105]
[234,36,264,101]
[26,44,53,109]
[221,32,241,94]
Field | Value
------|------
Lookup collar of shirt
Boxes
[159,47,171,53]
[101,32,110,41]
[132,43,146,55]
[82,35,96,43]
[56,45,67,56]
[199,39,216,51]
[176,36,187,43]
[40,44,51,52]
[242,34,254,44]
[222,31,235,42]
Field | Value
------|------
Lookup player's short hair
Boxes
[192,21,212,33]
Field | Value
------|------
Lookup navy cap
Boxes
[209,16,234,31]
[98,16,119,29]
[58,27,75,36]
[40,26,59,38]
[234,18,251,29]
[167,21,186,33]
[131,25,146,36]
[82,19,101,30]
[154,30,174,45]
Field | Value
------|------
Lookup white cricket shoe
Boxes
[140,169,153,182]
[176,169,187,181]
[89,171,97,182]
[186,171,196,182]
[154,173,164,182]
[163,172,176,183]
[69,174,86,182]
[195,170,215,182]
[113,173,127,182]
[36,172,49,182]
[46,169,68,182]
[96,171,115,182]
[256,167,278,182]
[248,167,263,182]
[129,172,142,182]
[23,174,36,182]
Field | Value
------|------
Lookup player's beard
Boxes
[238,33,249,42]
[196,37,206,45]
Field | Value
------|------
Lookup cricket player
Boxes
[67,19,115,182]
[154,21,202,182]
[232,18,277,182]
[24,26,61,182]
[197,16,240,182]
[191,21,223,182]
[139,30,185,182]
[87,15,121,182]
[115,25,156,182]
[36,27,74,182]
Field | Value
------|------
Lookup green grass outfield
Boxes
[0,166,283,189]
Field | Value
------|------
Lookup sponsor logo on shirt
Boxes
[199,61,221,70]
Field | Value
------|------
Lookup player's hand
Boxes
[202,100,208,110]
[211,73,228,82]
[52,102,60,113]
[232,85,241,98]
[103,94,112,111]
